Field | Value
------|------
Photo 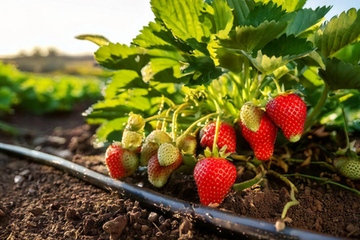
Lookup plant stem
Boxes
[233,171,264,192]
[281,186,299,220]
[304,83,330,131]
[283,173,360,196]
[181,112,219,137]
[267,170,299,220]
[340,105,350,150]
[171,103,190,141]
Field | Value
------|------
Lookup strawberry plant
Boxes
[80,0,360,230]
[0,61,103,133]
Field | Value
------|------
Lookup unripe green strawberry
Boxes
[121,129,143,150]
[145,130,172,144]
[200,121,236,153]
[176,134,197,155]
[266,93,307,142]
[147,152,182,188]
[194,157,237,206]
[240,102,263,132]
[157,142,182,166]
[334,156,360,180]
[104,142,139,179]
[126,112,145,131]
[240,113,277,161]
[140,141,159,166]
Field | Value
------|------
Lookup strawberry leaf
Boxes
[212,0,234,35]
[151,0,211,44]
[254,0,306,12]
[132,21,172,48]
[244,1,287,27]
[220,20,287,54]
[319,58,360,90]
[316,8,360,58]
[333,42,360,65]
[243,35,314,73]
[95,43,149,71]
[75,34,109,47]
[286,6,331,37]
[226,0,254,26]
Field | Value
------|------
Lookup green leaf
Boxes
[95,118,128,143]
[254,0,306,12]
[132,21,171,47]
[104,70,146,99]
[319,58,360,90]
[221,20,287,53]
[286,6,331,37]
[333,41,360,65]
[75,34,110,47]
[151,0,211,43]
[95,43,149,71]
[244,35,314,74]
[244,1,287,27]
[212,0,234,35]
[261,34,315,58]
[226,0,255,26]
[316,8,360,58]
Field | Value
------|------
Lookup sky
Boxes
[0,0,359,57]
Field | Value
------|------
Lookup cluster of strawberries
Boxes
[104,93,307,207]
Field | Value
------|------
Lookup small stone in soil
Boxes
[103,215,128,238]
[148,212,158,222]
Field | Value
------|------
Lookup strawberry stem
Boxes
[267,170,299,220]
[212,115,221,157]
[233,171,264,192]
[271,77,282,94]
[181,112,219,137]
[171,103,190,141]
[283,173,360,196]
[304,84,330,131]
[280,186,299,220]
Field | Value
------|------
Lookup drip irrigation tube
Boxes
[0,142,345,240]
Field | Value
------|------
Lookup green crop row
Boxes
[0,61,103,116]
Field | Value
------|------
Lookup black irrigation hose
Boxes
[0,142,345,240]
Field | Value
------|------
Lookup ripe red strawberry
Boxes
[200,121,236,153]
[193,157,237,206]
[240,113,277,161]
[147,152,182,188]
[104,142,139,179]
[266,93,307,142]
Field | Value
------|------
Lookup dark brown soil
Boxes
[1,102,360,239]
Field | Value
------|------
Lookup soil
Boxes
[1,102,360,240]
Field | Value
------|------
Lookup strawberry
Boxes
[104,142,139,179]
[157,142,182,166]
[126,112,145,132]
[266,93,307,142]
[240,113,277,161]
[334,156,360,180]
[240,102,263,132]
[147,152,182,188]
[145,129,172,144]
[200,121,236,153]
[193,157,237,206]
[140,141,159,166]
[121,129,143,151]
[139,130,172,166]
[176,134,197,155]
